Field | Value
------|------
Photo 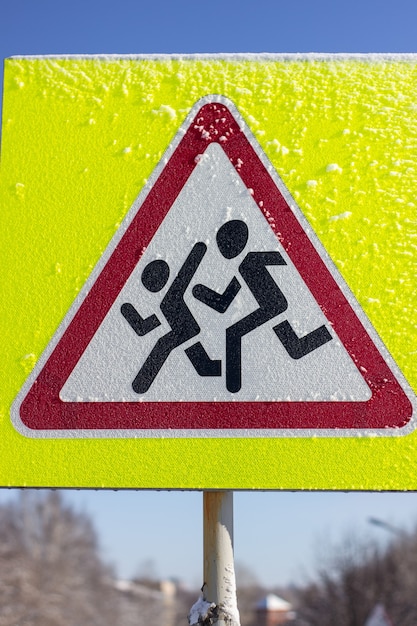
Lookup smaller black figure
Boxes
[193,220,332,393]
[121,260,169,337]
[121,244,220,394]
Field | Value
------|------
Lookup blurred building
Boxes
[113,577,194,626]
[255,593,296,626]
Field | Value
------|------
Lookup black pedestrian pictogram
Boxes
[121,243,220,394]
[193,220,332,392]
[121,219,332,394]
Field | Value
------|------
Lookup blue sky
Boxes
[1,0,417,57]
[1,0,417,589]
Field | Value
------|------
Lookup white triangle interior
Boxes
[60,143,371,402]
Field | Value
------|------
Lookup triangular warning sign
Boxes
[12,96,416,437]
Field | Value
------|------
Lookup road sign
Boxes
[11,95,415,438]
[1,54,417,488]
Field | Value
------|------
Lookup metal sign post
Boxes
[204,491,240,626]
[189,491,240,625]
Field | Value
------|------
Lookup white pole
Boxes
[188,491,240,625]
[203,490,240,626]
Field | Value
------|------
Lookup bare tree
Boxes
[294,525,417,626]
[0,491,202,625]
[0,491,118,626]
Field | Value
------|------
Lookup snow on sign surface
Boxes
[12,95,416,438]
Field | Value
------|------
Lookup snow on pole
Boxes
[188,491,240,625]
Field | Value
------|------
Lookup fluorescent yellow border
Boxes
[1,55,417,489]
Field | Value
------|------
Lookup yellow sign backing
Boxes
[1,54,416,489]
